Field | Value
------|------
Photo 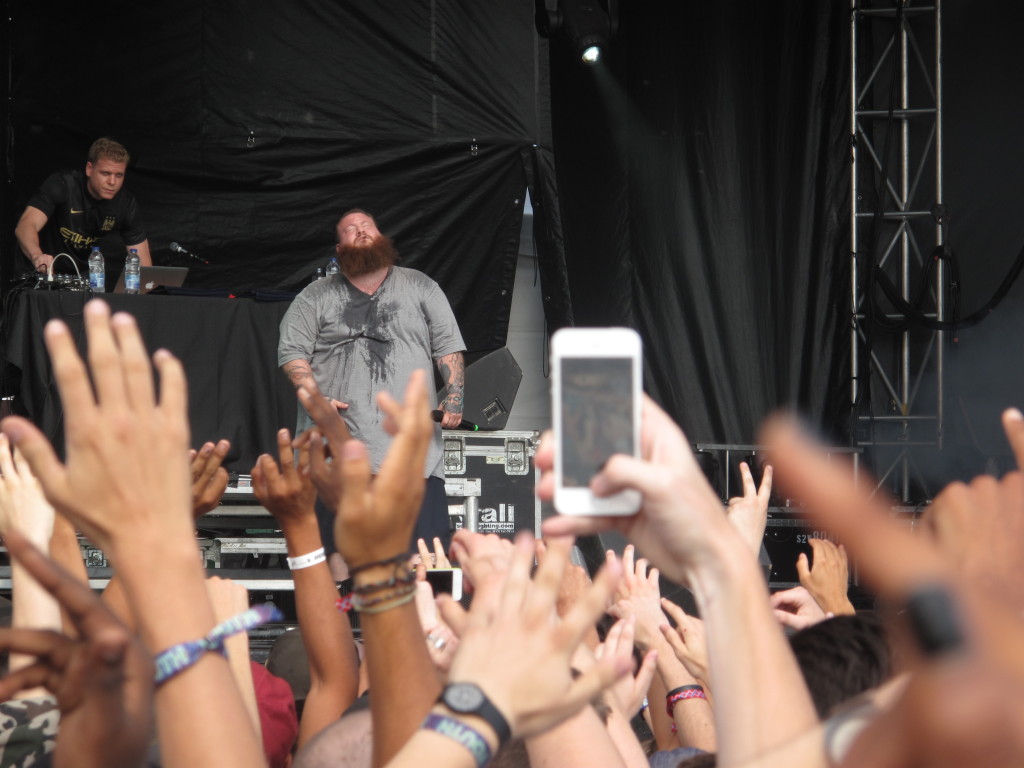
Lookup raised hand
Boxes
[540,395,737,587]
[607,544,668,651]
[190,439,231,517]
[725,461,773,555]
[1,301,193,562]
[797,538,855,616]
[416,536,451,569]
[0,529,152,768]
[596,615,658,720]
[439,535,630,739]
[659,600,711,688]
[769,585,829,630]
[329,369,433,567]
[761,413,1024,768]
[294,377,353,516]
[252,428,317,527]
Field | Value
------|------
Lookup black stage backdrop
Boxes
[550,2,851,445]
[4,1,1024,469]
[2,0,571,353]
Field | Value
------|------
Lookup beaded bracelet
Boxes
[352,583,418,613]
[352,567,416,596]
[357,589,417,614]
[665,684,706,716]
[349,552,411,577]
[153,603,282,685]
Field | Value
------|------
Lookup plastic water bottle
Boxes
[312,267,325,282]
[125,248,141,294]
[88,247,105,292]
[326,257,340,277]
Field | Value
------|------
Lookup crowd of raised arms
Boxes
[0,299,1022,768]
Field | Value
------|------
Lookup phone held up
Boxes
[552,327,642,516]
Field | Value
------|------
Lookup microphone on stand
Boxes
[170,242,210,265]
[431,410,479,432]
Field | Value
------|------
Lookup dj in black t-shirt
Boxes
[14,137,152,275]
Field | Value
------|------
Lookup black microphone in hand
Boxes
[170,241,210,265]
[431,410,479,431]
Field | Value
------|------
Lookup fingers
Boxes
[796,552,811,583]
[437,593,469,638]
[433,537,449,568]
[740,461,756,496]
[759,464,774,502]
[417,538,433,568]
[335,439,371,554]
[1,417,69,519]
[111,311,156,412]
[1002,408,1024,472]
[274,428,295,472]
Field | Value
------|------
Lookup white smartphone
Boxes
[552,327,642,515]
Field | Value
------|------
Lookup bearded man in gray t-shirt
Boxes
[278,209,466,568]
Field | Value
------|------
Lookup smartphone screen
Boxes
[559,357,635,487]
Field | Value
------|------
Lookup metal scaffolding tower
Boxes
[850,0,945,502]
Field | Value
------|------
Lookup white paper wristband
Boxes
[287,547,326,570]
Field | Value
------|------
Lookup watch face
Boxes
[446,683,484,712]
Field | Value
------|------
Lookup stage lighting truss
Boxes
[850,0,945,503]
[535,0,618,64]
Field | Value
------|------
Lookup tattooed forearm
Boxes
[437,352,465,411]
[282,359,315,389]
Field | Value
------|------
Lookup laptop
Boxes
[112,266,189,294]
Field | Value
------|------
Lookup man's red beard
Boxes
[336,235,399,277]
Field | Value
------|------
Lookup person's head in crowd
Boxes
[334,209,398,276]
[788,613,892,719]
[251,661,300,768]
[84,137,130,201]
[293,694,372,768]
[266,627,311,720]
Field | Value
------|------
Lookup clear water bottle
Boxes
[125,248,141,294]
[88,247,105,292]
[326,257,340,277]
[312,267,325,282]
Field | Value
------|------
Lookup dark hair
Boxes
[789,613,892,718]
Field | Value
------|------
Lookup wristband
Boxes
[422,713,493,768]
[154,603,282,685]
[666,685,706,716]
[286,547,326,570]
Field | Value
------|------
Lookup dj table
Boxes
[3,290,298,473]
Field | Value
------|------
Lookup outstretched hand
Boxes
[769,585,829,631]
[540,395,737,587]
[797,538,855,616]
[252,428,317,528]
[329,369,433,568]
[725,461,773,555]
[439,534,631,738]
[0,301,193,563]
[0,529,152,768]
[295,376,353,515]
[190,439,231,518]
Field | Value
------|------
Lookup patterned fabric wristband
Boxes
[286,547,326,570]
[154,603,282,685]
[666,685,706,716]
[422,713,494,768]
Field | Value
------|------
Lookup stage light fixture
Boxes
[535,0,618,65]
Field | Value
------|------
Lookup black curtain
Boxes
[3,0,569,354]
[550,1,851,443]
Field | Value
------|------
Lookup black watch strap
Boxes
[440,682,512,746]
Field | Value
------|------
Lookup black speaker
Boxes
[438,347,523,431]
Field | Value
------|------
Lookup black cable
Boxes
[872,239,1024,331]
